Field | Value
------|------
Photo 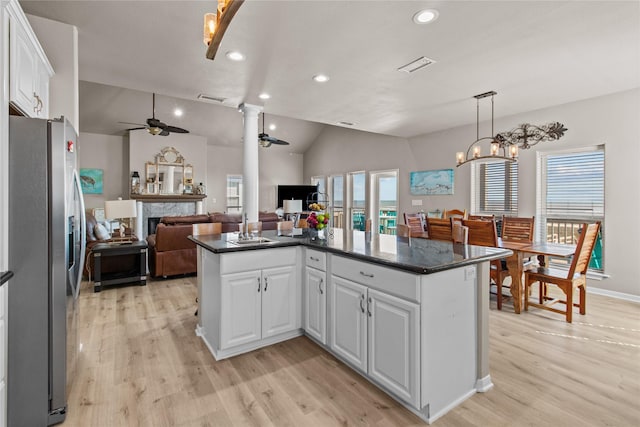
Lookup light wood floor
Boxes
[62,277,640,426]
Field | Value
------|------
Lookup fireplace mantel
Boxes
[131,194,206,203]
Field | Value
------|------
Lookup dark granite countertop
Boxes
[189,229,512,275]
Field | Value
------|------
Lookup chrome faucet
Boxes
[241,212,249,239]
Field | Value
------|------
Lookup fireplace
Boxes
[148,217,162,235]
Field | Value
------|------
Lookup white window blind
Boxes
[471,161,518,215]
[536,146,604,271]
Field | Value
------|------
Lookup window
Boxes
[311,176,326,196]
[226,175,243,214]
[471,161,518,215]
[537,146,604,271]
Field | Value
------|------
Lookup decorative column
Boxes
[239,103,262,222]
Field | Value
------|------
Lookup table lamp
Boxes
[283,199,302,225]
[104,198,137,241]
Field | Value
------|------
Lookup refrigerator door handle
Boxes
[0,271,14,286]
[72,169,86,300]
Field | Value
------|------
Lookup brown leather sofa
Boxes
[84,211,138,279]
[146,212,280,278]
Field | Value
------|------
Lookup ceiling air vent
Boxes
[197,93,226,103]
[397,56,436,73]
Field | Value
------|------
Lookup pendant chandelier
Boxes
[456,91,568,167]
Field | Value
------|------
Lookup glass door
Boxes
[370,170,398,235]
[348,172,366,230]
[329,174,344,230]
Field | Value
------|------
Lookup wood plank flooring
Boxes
[62,277,640,426]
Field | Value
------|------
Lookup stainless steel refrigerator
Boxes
[8,116,86,426]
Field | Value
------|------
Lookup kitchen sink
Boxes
[229,237,277,246]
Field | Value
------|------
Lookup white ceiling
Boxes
[21,0,640,153]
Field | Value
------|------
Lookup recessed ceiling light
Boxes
[226,51,245,61]
[269,124,276,131]
[413,9,439,24]
[259,93,270,100]
[174,108,183,117]
[312,74,329,83]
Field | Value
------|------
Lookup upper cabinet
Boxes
[7,0,53,119]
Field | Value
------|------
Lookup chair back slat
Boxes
[462,219,498,247]
[468,214,495,221]
[501,216,535,242]
[568,222,601,278]
[426,217,453,241]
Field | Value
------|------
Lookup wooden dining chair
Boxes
[502,216,535,242]
[426,217,454,242]
[192,222,222,236]
[406,217,428,238]
[404,212,425,229]
[443,209,468,220]
[296,218,308,228]
[468,214,495,221]
[396,224,411,238]
[524,222,601,323]
[452,223,469,244]
[462,219,498,247]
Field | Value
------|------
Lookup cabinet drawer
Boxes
[305,249,326,271]
[220,247,297,274]
[331,255,420,302]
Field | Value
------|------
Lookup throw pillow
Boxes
[94,223,110,240]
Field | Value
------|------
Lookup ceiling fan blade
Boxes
[126,127,146,131]
[159,129,170,136]
[165,125,189,134]
[147,118,166,128]
[271,138,290,145]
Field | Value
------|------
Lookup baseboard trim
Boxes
[475,375,494,392]
[589,287,640,303]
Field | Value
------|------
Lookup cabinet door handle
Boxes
[264,277,268,292]
[257,277,261,292]
[309,256,320,262]
[359,271,374,278]
[37,95,43,113]
[367,297,372,317]
[318,278,324,294]
[359,294,365,313]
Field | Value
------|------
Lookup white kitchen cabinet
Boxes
[7,0,53,118]
[220,270,262,349]
[330,276,368,372]
[220,265,296,350]
[304,266,326,344]
[329,256,420,408]
[304,248,327,345]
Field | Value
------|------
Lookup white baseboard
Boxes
[589,287,640,303]
[475,375,494,392]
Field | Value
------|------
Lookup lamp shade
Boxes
[283,199,302,214]
[104,199,137,220]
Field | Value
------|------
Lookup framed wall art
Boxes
[79,168,104,194]
[409,169,454,195]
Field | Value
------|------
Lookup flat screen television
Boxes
[277,185,319,210]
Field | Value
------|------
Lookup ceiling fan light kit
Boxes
[456,91,567,167]
[259,113,289,148]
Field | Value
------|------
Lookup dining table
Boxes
[498,239,577,313]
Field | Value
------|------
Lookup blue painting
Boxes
[79,168,103,194]
[410,169,454,195]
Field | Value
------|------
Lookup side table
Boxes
[92,241,148,292]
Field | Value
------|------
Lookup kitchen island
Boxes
[190,230,511,424]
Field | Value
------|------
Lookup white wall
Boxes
[304,89,640,297]
[26,14,78,132]
[78,132,128,210]
[206,144,304,213]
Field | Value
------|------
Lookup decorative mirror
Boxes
[141,147,194,195]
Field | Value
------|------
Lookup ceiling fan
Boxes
[259,113,289,147]
[121,93,189,136]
